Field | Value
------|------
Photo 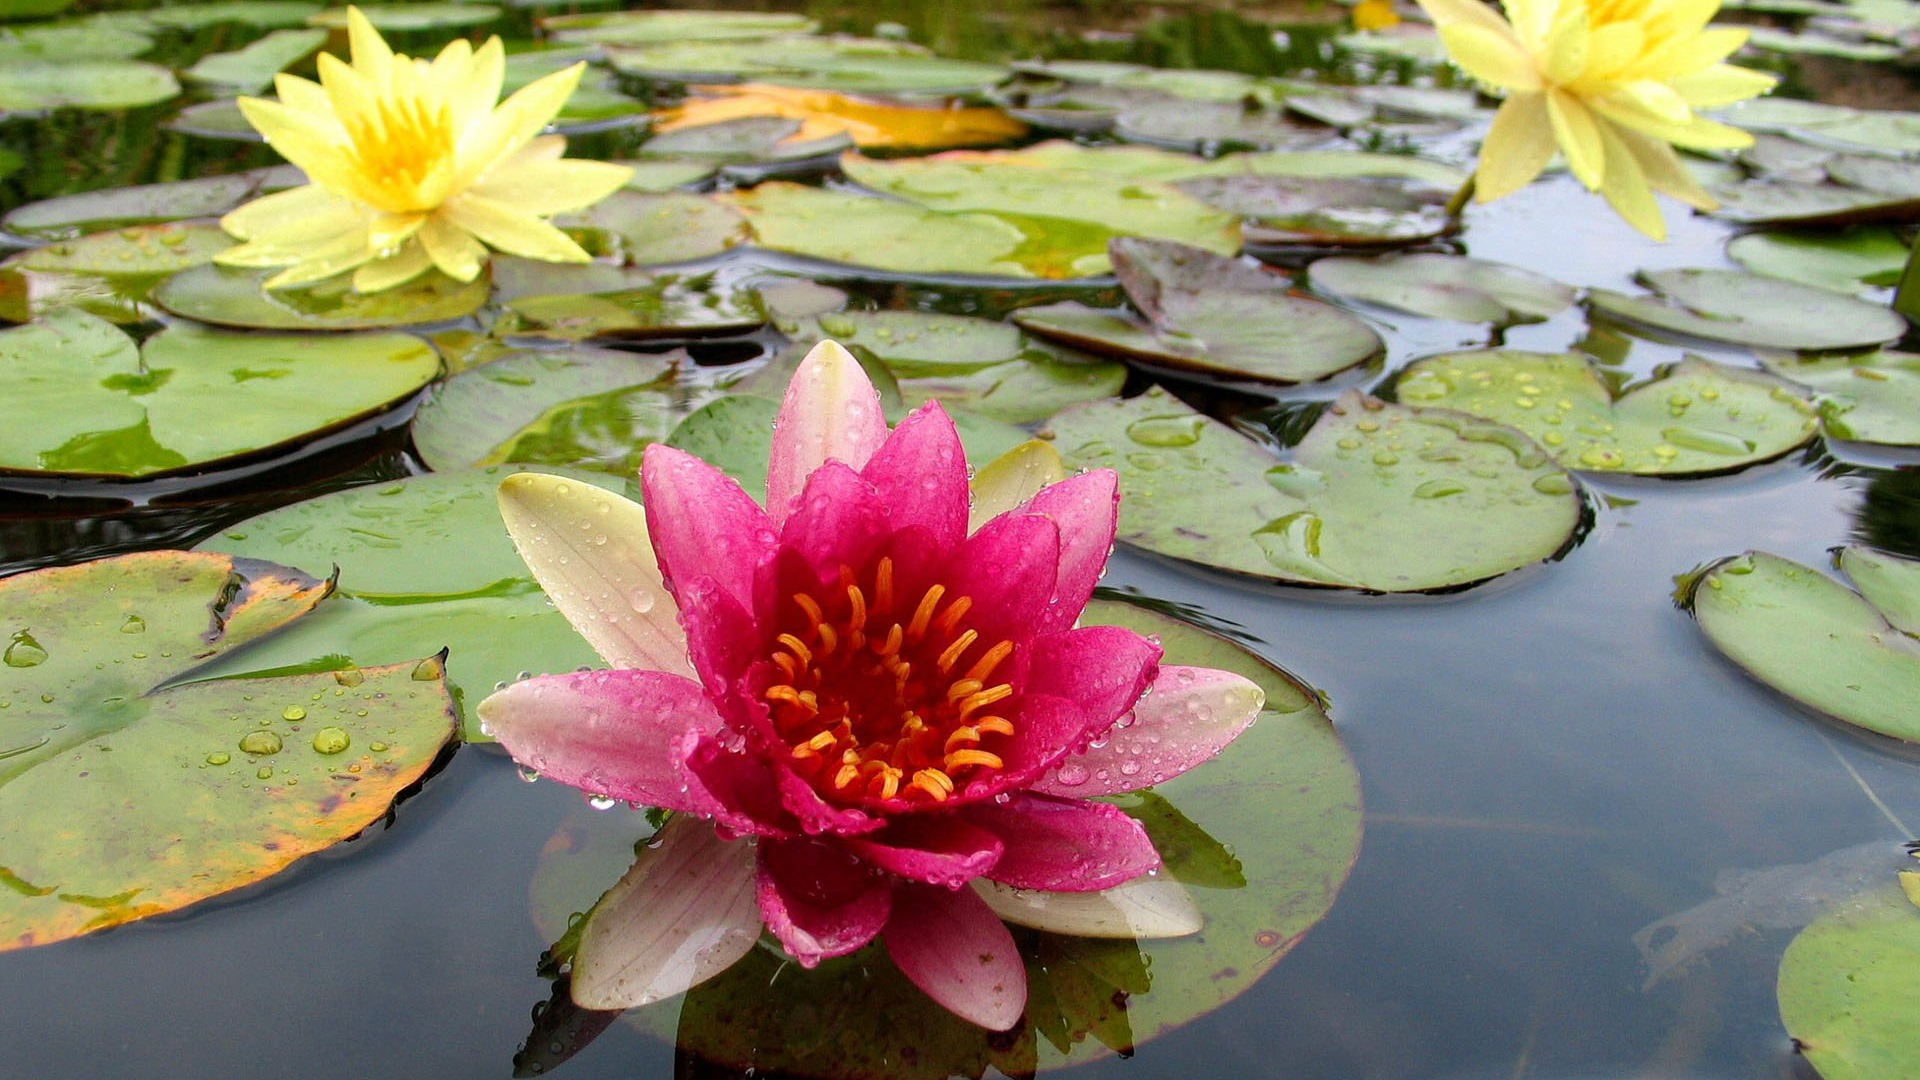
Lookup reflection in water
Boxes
[1851,464,1920,559]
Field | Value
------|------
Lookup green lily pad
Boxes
[0,23,150,63]
[162,98,262,141]
[1685,547,1920,742]
[605,37,1008,95]
[153,263,491,330]
[542,9,816,46]
[0,60,179,111]
[1779,882,1920,1080]
[1758,348,1920,445]
[1588,268,1907,351]
[1308,253,1576,324]
[843,152,1242,270]
[1745,25,1903,61]
[1177,174,1452,247]
[732,182,1033,279]
[1014,239,1382,386]
[1044,387,1582,591]
[182,28,328,93]
[1708,181,1920,227]
[532,596,1358,1075]
[0,309,441,478]
[0,550,456,951]
[1115,99,1329,154]
[502,273,765,341]
[306,3,501,31]
[194,466,631,740]
[411,347,684,472]
[440,367,723,478]
[639,116,851,163]
[1393,351,1817,475]
[1727,228,1909,294]
[557,191,747,266]
[150,1,323,28]
[1824,155,1920,199]
[0,222,234,323]
[781,309,1128,425]
[613,158,717,192]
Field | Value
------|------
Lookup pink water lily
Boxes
[479,341,1264,1029]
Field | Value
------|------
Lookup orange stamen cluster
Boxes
[762,556,1019,805]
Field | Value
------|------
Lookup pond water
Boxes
[2,2,1919,1078]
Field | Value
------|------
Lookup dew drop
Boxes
[256,766,275,781]
[629,587,657,614]
[1125,415,1204,447]
[311,727,351,755]
[1054,763,1090,787]
[518,766,541,783]
[205,751,231,766]
[588,794,618,810]
[239,731,283,755]
[4,631,48,668]
[120,615,146,634]
[282,705,307,721]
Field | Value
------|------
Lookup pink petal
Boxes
[965,692,1089,800]
[942,511,1061,650]
[641,443,778,614]
[684,737,794,837]
[757,836,893,965]
[1022,625,1161,736]
[778,461,891,584]
[846,814,1004,888]
[772,763,885,837]
[965,793,1160,892]
[669,574,764,714]
[1031,666,1265,798]
[767,340,888,528]
[478,670,725,815]
[1019,470,1119,634]
[571,816,763,1009]
[860,401,969,551]
[496,473,691,677]
[885,883,1027,1031]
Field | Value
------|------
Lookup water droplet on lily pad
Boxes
[4,631,48,668]
[238,731,283,756]
[282,705,306,721]
[1127,415,1204,447]
[310,727,350,755]
[205,751,230,766]
[120,615,145,634]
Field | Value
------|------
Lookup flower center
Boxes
[761,556,1018,806]
[344,92,456,212]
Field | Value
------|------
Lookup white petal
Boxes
[973,876,1204,938]
[572,817,764,1010]
[497,472,693,677]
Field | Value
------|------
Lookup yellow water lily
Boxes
[1353,0,1403,32]
[215,6,631,292]
[1417,0,1777,239]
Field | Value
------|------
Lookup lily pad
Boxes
[1014,238,1382,386]
[0,60,179,111]
[1588,268,1907,351]
[1708,181,1920,227]
[411,347,684,472]
[613,159,717,192]
[0,23,150,63]
[194,466,631,740]
[532,597,1359,1075]
[1685,548,1920,742]
[306,3,501,31]
[149,1,323,28]
[1115,99,1330,154]
[502,273,765,341]
[1779,883,1920,1080]
[163,98,264,141]
[542,9,816,46]
[182,28,328,93]
[0,169,292,241]
[0,310,440,478]
[1043,387,1582,591]
[556,191,747,266]
[153,263,491,330]
[1758,349,1920,445]
[1394,351,1817,475]
[1727,228,1909,294]
[0,550,456,951]
[1177,174,1452,247]
[0,222,234,323]
[1308,253,1576,324]
[732,183,1033,279]
[605,37,1008,95]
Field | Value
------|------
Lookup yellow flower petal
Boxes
[1547,88,1607,190]
[445,35,503,135]
[346,5,394,74]
[1440,24,1543,91]
[468,159,634,216]
[1588,98,1754,149]
[1541,3,1590,85]
[220,183,362,242]
[1474,92,1558,201]
[1614,78,1693,125]
[441,192,592,262]
[1594,121,1665,240]
[1640,26,1747,78]
[262,229,381,288]
[1616,126,1717,211]
[455,63,584,189]
[352,240,435,292]
[271,73,338,126]
[420,213,487,281]
[1668,63,1778,109]
[1583,22,1645,80]
[1414,0,1515,36]
[235,96,364,195]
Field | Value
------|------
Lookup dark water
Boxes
[4,3,1920,1079]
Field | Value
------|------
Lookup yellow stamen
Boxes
[909,768,954,801]
[792,592,824,626]
[833,763,861,790]
[777,633,812,669]
[934,595,974,637]
[945,678,984,704]
[817,623,839,656]
[944,749,1003,772]
[872,623,904,657]
[872,766,902,801]
[964,640,1015,684]
[773,652,800,682]
[937,629,979,675]
[944,726,980,753]
[976,716,1015,737]
[874,557,894,612]
[957,684,1013,723]
[906,584,945,642]
[846,584,867,632]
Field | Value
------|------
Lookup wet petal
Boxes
[766,340,888,528]
[966,793,1160,892]
[1022,625,1160,734]
[420,212,487,282]
[779,461,892,584]
[1032,666,1264,798]
[571,816,763,1010]
[351,240,433,292]
[943,511,1061,649]
[757,837,893,965]
[440,192,593,261]
[641,442,779,614]
[496,472,691,676]
[1019,469,1120,634]
[847,815,1004,888]
[477,668,726,812]
[885,884,1026,1031]
[974,875,1202,938]
[860,401,969,552]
